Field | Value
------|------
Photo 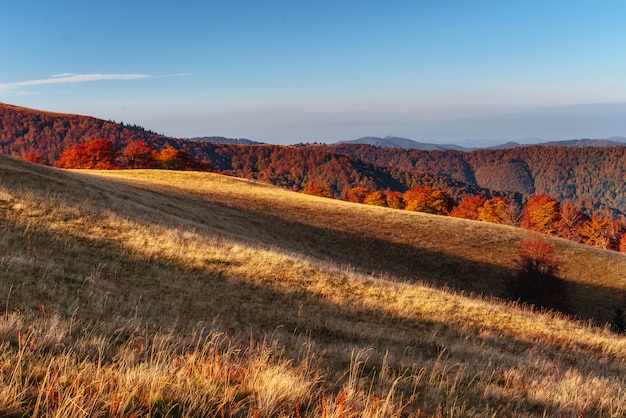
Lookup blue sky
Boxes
[2,1,626,144]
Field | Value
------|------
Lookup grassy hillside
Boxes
[1,154,625,417]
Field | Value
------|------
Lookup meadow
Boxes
[1,154,625,417]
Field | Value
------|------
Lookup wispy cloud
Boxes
[0,73,191,93]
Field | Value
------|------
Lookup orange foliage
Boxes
[385,191,405,209]
[54,138,121,169]
[345,187,370,203]
[521,195,561,234]
[156,146,194,170]
[403,186,454,215]
[582,216,618,250]
[620,233,626,253]
[449,195,487,220]
[477,197,511,224]
[301,183,334,199]
[363,190,387,207]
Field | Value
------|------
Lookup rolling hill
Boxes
[1,154,625,417]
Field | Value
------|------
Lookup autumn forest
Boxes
[2,102,626,253]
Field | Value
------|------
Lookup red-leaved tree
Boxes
[22,153,48,165]
[55,138,121,169]
[124,140,158,169]
[505,234,569,312]
[557,200,589,242]
[345,187,370,204]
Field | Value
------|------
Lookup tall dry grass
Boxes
[1,155,625,416]
[0,310,354,417]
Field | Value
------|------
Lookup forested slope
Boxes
[327,144,626,215]
[2,102,624,214]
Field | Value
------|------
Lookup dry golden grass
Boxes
[0,154,625,417]
[85,168,626,323]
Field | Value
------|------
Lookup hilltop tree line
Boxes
[302,182,626,253]
[52,138,210,171]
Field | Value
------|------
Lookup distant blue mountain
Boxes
[543,138,626,147]
[338,135,626,151]
[489,137,626,149]
[337,136,467,151]
[190,136,264,145]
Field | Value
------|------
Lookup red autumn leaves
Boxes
[54,139,209,171]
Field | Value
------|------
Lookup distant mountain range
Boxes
[190,136,264,145]
[489,137,626,149]
[338,135,626,150]
[336,136,467,151]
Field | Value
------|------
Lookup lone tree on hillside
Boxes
[505,234,570,313]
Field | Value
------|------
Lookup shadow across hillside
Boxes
[1,156,624,324]
[2,157,625,415]
[70,172,517,294]
[1,204,621,418]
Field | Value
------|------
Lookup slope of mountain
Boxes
[327,143,626,215]
[0,102,171,163]
[186,142,518,202]
[1,154,625,417]
[608,136,626,143]
[338,135,467,150]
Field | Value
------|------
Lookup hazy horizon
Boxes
[2,1,626,144]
